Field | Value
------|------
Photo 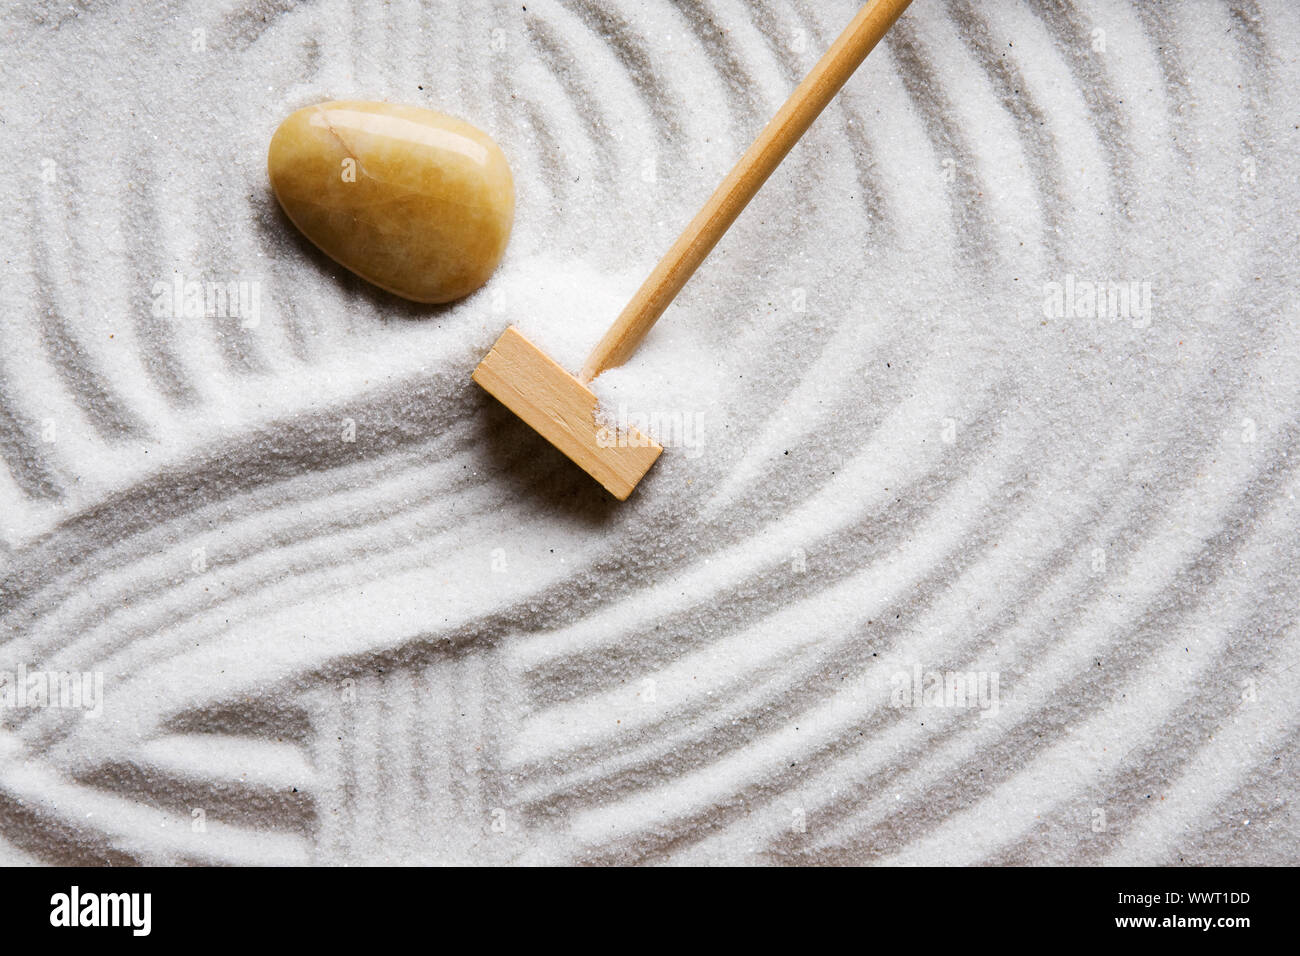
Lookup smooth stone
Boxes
[268,100,514,304]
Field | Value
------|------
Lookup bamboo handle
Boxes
[579,0,914,383]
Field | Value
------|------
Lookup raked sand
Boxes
[0,0,1297,864]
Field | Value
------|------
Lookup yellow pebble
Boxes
[268,101,514,304]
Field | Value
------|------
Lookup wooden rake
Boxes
[474,0,914,499]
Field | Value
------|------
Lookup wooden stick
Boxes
[578,0,914,384]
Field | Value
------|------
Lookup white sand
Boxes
[0,0,1297,864]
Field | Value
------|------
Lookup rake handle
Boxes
[579,0,914,383]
